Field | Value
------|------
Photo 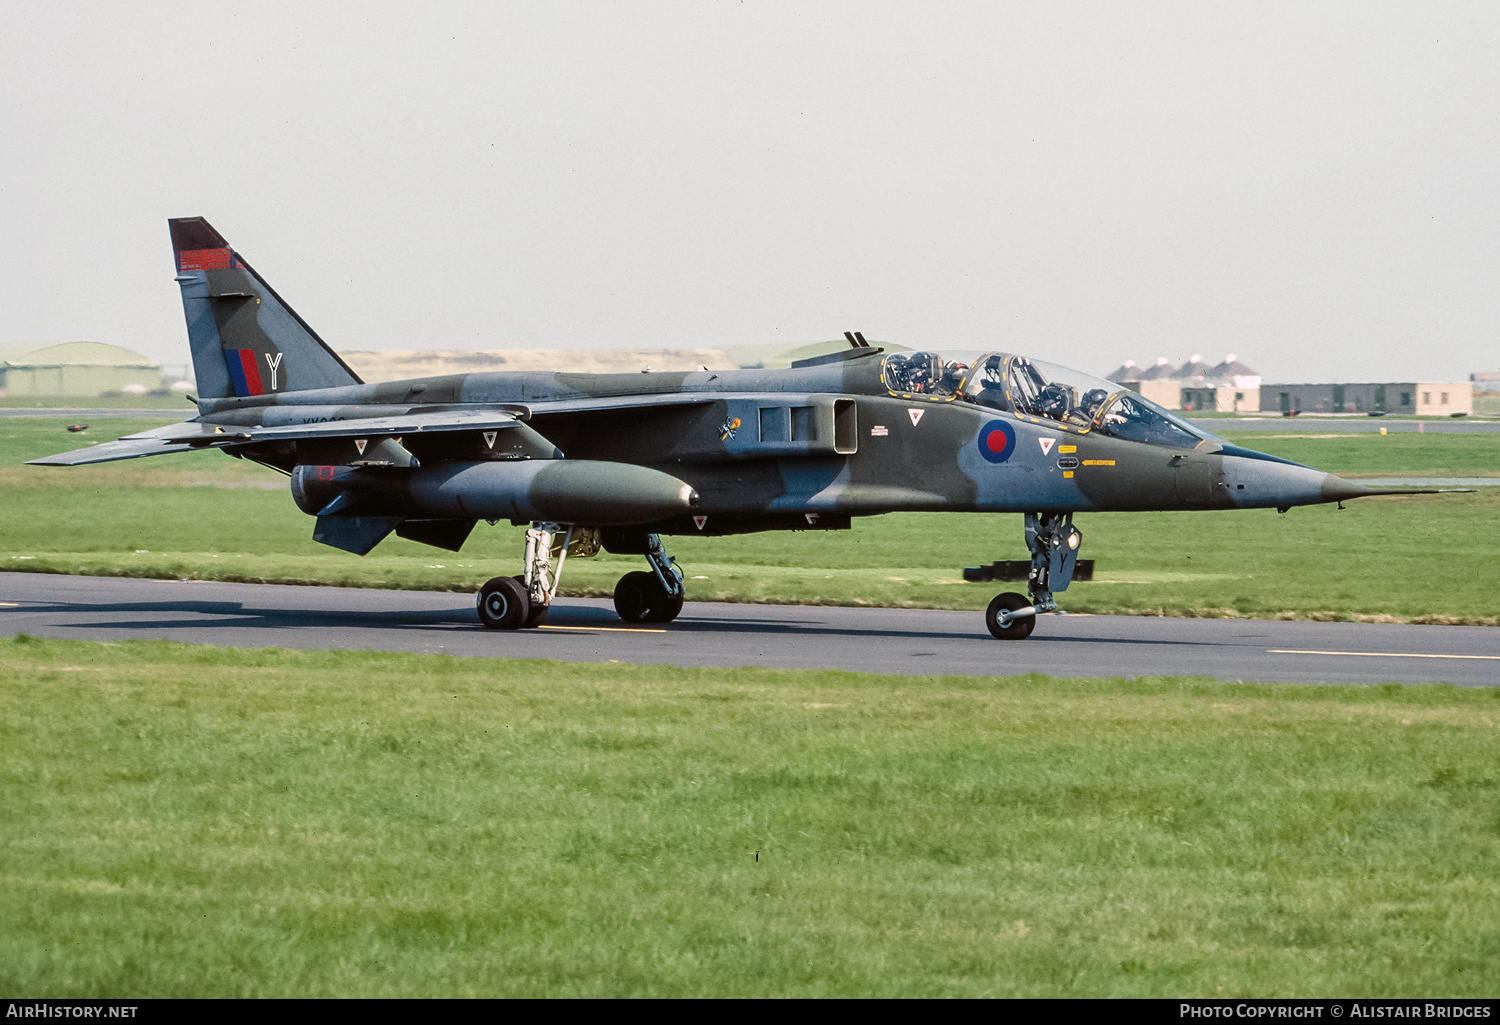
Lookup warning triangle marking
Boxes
[483,431,497,449]
[1038,438,1055,455]
[692,515,708,530]
[907,408,924,427]
[354,439,367,455]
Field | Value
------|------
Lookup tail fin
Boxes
[169,217,362,400]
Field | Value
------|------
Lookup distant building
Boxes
[1112,353,1260,412]
[1260,382,1473,416]
[1471,372,1500,393]
[1135,357,1176,381]
[1170,353,1216,382]
[0,342,161,398]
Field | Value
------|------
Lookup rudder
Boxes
[170,217,362,400]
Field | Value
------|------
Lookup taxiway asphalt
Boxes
[3,573,1497,686]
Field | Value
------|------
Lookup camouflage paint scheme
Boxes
[30,218,1433,632]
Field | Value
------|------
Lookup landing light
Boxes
[1066,531,1080,550]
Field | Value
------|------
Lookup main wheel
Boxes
[613,571,684,624]
[477,575,529,630]
[985,591,1037,640]
[513,575,550,628]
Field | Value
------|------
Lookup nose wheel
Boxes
[983,512,1082,640]
[986,592,1037,640]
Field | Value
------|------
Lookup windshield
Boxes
[957,351,1213,447]
[1096,392,1206,448]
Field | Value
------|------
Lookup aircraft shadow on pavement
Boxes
[12,599,475,632]
[10,597,1235,649]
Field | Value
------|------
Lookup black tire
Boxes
[477,576,529,630]
[985,591,1036,640]
[647,590,685,624]
[614,571,683,624]
[513,575,550,628]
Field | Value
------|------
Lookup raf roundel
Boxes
[978,420,1016,464]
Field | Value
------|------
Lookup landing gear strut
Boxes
[613,533,685,624]
[478,521,582,630]
[985,512,1082,640]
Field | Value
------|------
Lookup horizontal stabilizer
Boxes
[27,420,210,466]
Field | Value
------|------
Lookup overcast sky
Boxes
[2,1,1496,382]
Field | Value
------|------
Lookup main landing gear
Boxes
[613,533,685,624]
[476,525,686,629]
[985,512,1082,641]
[478,521,582,630]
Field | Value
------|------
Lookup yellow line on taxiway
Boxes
[539,624,668,634]
[1268,649,1500,661]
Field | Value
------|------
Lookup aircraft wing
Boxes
[27,410,531,466]
[230,409,528,441]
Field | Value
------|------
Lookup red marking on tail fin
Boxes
[177,247,233,271]
[236,349,265,395]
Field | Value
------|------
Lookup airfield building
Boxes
[1110,353,1261,412]
[0,342,162,398]
[1258,382,1473,416]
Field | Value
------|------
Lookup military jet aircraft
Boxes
[32,217,1441,639]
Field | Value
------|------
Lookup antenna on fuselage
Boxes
[844,331,871,349]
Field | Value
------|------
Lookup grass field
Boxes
[2,636,1497,997]
[5,418,1500,623]
[0,395,190,409]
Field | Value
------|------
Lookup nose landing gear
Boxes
[984,512,1082,640]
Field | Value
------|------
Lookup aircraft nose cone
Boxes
[1219,449,1329,509]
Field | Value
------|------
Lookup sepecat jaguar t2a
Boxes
[33,217,1444,638]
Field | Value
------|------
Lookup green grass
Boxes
[2,637,1497,997]
[1233,431,1500,477]
[6,419,1500,623]
[0,395,191,409]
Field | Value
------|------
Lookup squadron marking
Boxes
[264,351,284,390]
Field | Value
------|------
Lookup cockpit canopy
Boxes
[881,350,1211,448]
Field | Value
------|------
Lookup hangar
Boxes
[0,342,161,398]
